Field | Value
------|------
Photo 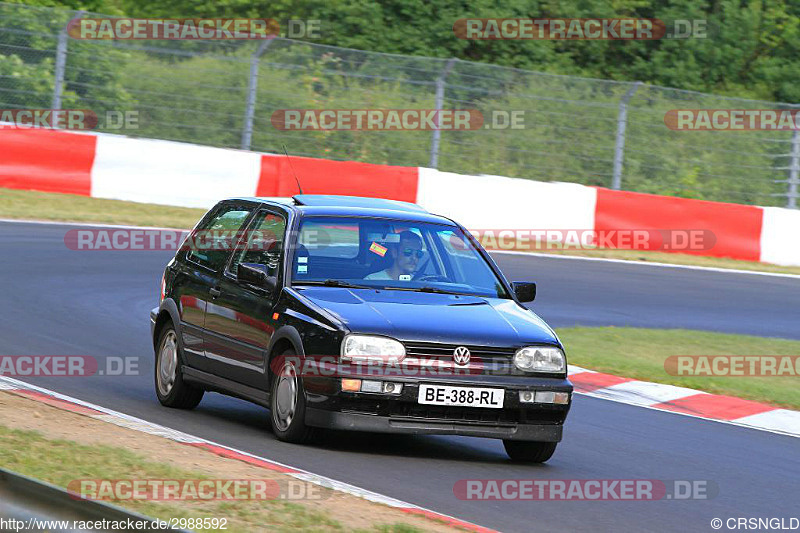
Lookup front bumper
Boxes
[305,408,564,440]
[303,375,571,441]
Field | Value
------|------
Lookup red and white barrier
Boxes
[91,135,262,208]
[593,188,764,262]
[0,127,96,195]
[416,168,596,231]
[760,207,800,266]
[2,127,800,266]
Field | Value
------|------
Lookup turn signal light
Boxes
[552,392,570,405]
[341,378,403,394]
[341,379,361,391]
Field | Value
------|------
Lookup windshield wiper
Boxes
[384,285,473,296]
[418,285,462,295]
[294,279,371,289]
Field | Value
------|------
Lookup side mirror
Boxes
[512,281,536,303]
[238,263,277,291]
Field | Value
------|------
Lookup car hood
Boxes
[294,286,559,347]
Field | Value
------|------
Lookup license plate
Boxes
[418,384,504,408]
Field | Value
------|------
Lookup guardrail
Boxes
[0,468,187,532]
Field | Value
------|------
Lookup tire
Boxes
[270,349,316,443]
[503,440,558,463]
[154,324,203,409]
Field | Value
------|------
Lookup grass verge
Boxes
[0,188,205,229]
[557,327,800,410]
[0,427,340,532]
[0,419,428,533]
[2,187,799,275]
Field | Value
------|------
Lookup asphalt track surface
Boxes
[1,220,798,532]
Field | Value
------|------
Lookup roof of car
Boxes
[228,195,456,225]
[293,194,427,212]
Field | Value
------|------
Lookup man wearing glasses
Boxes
[365,230,424,281]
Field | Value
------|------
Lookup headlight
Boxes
[514,346,565,373]
[341,335,406,364]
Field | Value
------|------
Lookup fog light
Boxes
[383,382,402,394]
[360,380,382,393]
[519,391,535,403]
[341,378,361,392]
[535,391,556,403]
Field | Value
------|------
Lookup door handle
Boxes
[209,287,221,298]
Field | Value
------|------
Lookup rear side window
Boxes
[187,205,252,272]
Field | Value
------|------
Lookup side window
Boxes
[228,210,287,278]
[187,206,252,272]
[299,221,360,259]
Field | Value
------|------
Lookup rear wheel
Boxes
[503,440,558,463]
[270,349,316,443]
[154,325,203,409]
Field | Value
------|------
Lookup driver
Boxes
[365,230,423,281]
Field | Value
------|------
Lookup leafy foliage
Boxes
[89,0,800,103]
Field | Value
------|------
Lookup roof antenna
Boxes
[282,144,304,195]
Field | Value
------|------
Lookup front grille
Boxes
[404,342,515,363]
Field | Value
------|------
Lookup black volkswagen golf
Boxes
[151,195,572,462]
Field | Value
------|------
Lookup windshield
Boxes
[290,217,509,299]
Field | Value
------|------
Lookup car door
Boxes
[175,201,255,374]
[203,207,288,388]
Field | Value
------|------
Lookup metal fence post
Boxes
[787,128,800,209]
[429,58,457,169]
[611,81,642,190]
[52,11,83,110]
[241,39,274,151]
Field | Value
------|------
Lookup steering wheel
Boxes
[416,274,449,282]
[412,257,431,280]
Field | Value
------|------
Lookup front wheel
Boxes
[270,350,316,443]
[154,325,203,409]
[503,440,558,463]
